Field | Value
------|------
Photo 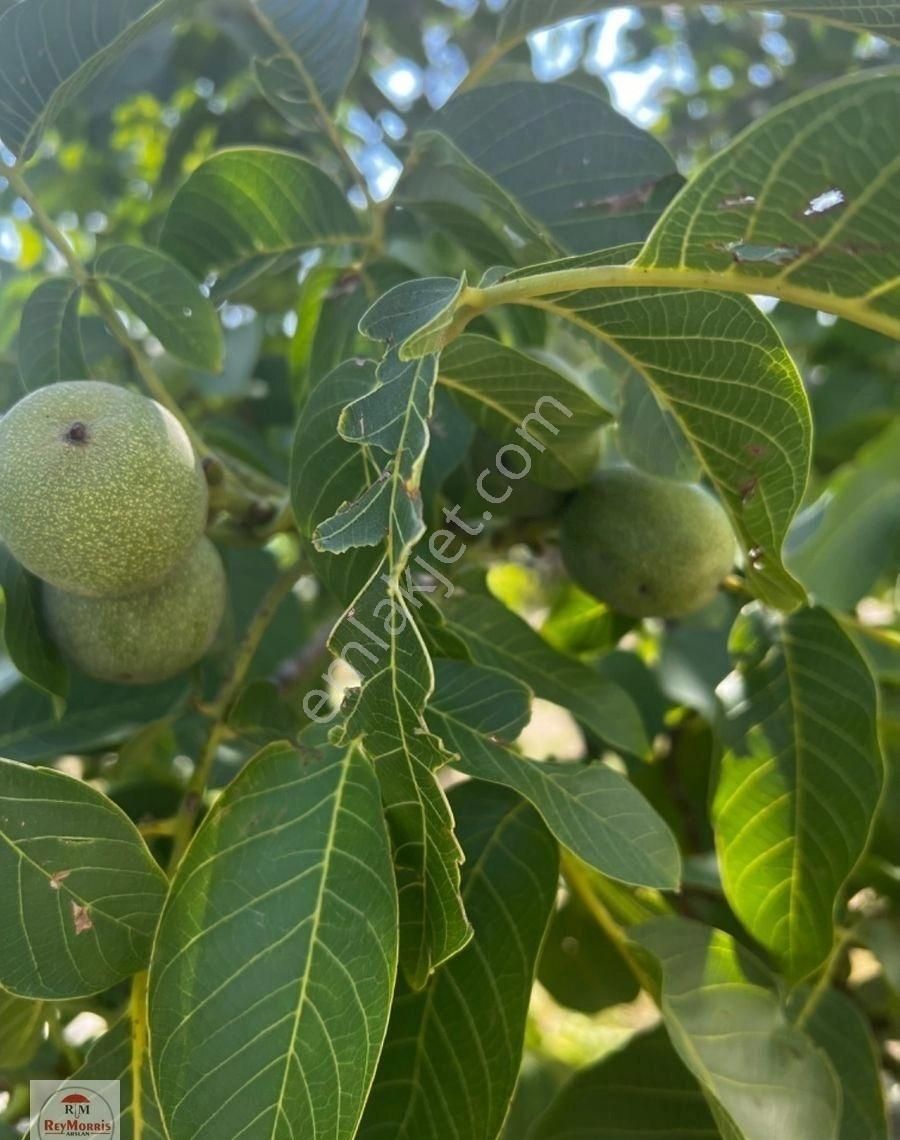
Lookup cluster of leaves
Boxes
[0,1,898,1139]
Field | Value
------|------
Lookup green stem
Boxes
[0,1084,30,1126]
[794,925,856,1029]
[837,613,900,651]
[560,849,659,998]
[2,158,280,520]
[166,559,304,873]
[245,1,374,211]
[722,573,753,597]
[3,162,195,433]
[128,972,150,1138]
[459,37,517,92]
[453,264,900,343]
[47,1009,82,1073]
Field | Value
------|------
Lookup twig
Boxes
[166,559,305,872]
[722,573,753,597]
[794,925,856,1028]
[838,613,900,650]
[1,157,275,520]
[137,818,178,839]
[47,1009,82,1073]
[245,2,374,211]
[560,849,659,997]
[458,38,516,92]
[3,162,196,434]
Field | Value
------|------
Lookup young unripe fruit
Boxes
[0,381,207,596]
[44,537,226,684]
[560,467,736,618]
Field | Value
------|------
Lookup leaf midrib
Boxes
[387,799,531,1140]
[269,746,352,1139]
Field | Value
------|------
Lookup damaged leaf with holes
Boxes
[0,3,895,1139]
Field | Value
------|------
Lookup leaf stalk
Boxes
[560,849,660,999]
[166,558,305,872]
[454,265,900,343]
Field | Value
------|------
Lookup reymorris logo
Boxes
[31,1082,119,1138]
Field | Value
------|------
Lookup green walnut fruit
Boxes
[44,537,226,684]
[0,381,207,596]
[560,467,736,618]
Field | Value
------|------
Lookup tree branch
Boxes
[560,849,660,998]
[166,558,305,872]
[245,1,376,213]
[1,157,282,521]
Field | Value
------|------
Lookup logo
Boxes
[30,1082,120,1137]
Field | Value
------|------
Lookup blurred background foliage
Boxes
[0,0,898,1134]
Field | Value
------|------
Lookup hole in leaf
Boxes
[803,188,845,217]
[71,902,93,934]
[574,179,658,216]
[718,193,756,209]
[723,241,799,266]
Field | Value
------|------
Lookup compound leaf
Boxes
[429,659,680,889]
[94,245,223,371]
[444,592,647,757]
[251,0,367,130]
[532,1026,718,1140]
[17,277,86,389]
[149,740,398,1140]
[497,250,812,609]
[0,758,168,999]
[0,547,68,702]
[640,71,900,340]
[632,917,841,1140]
[359,781,558,1140]
[160,148,363,279]
[714,605,883,981]
[0,0,196,158]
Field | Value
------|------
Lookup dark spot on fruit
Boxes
[64,421,89,445]
[637,582,651,596]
